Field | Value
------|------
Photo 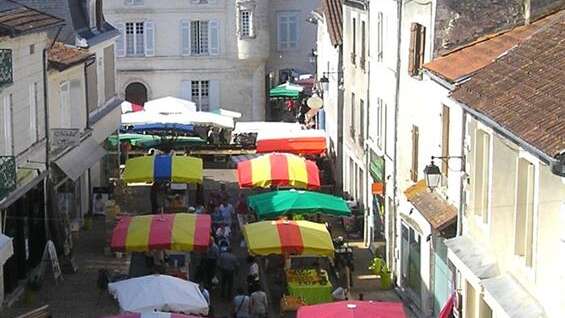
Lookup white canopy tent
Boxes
[233,121,303,135]
[108,275,209,315]
[121,111,234,129]
[144,97,197,115]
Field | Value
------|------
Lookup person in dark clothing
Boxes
[217,248,238,299]
[150,183,159,213]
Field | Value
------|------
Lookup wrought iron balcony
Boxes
[0,156,16,201]
[0,49,13,87]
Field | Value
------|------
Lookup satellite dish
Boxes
[307,94,323,110]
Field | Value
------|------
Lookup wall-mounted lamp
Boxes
[318,71,343,92]
[423,155,465,191]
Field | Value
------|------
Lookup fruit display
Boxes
[287,269,329,286]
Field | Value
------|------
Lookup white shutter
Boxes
[70,80,83,128]
[180,20,190,55]
[209,80,220,111]
[60,82,71,128]
[208,0,217,4]
[180,80,192,101]
[144,21,155,56]
[3,95,12,155]
[116,23,125,57]
[29,83,37,142]
[209,20,219,55]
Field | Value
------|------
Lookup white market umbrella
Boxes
[122,111,233,129]
[108,275,209,315]
[144,97,197,115]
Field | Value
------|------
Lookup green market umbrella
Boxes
[248,189,351,219]
[269,82,304,99]
[107,134,205,148]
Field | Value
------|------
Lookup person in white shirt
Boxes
[250,287,268,318]
[247,256,260,291]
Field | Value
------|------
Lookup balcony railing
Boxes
[0,156,16,201]
[0,49,13,86]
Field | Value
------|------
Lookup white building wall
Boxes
[268,0,318,77]
[461,114,565,317]
[104,0,268,120]
[0,32,48,166]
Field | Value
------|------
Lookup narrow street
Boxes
[1,169,414,318]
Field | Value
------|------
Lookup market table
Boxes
[287,270,333,305]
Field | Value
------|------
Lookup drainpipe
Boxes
[457,110,467,236]
[42,48,51,240]
[391,0,404,274]
[336,45,344,195]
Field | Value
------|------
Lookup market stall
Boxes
[255,129,327,155]
[107,274,209,315]
[122,154,203,184]
[243,220,334,306]
[103,313,200,318]
[247,189,350,219]
[236,153,320,190]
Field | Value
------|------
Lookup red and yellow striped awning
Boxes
[243,220,334,257]
[237,153,320,189]
[111,213,211,252]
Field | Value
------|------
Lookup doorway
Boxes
[125,82,148,105]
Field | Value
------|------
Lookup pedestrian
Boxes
[217,247,238,299]
[233,288,251,318]
[247,256,260,291]
[219,199,234,229]
[205,238,219,288]
[236,193,248,232]
[250,286,268,318]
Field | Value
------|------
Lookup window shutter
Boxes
[70,80,82,128]
[116,23,125,57]
[60,82,71,128]
[209,20,219,55]
[29,83,37,142]
[180,80,192,101]
[144,21,155,56]
[3,95,12,155]
[209,80,220,111]
[180,20,190,55]
[417,25,426,70]
[408,23,418,76]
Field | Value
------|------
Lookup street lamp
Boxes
[423,161,442,191]
[319,75,330,92]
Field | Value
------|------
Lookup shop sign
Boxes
[50,128,80,149]
[372,182,384,195]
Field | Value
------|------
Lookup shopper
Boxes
[205,238,219,288]
[217,247,238,299]
[250,287,268,318]
[247,256,260,291]
[233,288,251,318]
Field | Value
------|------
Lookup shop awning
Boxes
[444,236,499,282]
[0,234,13,265]
[53,138,107,182]
[256,129,327,155]
[248,190,350,219]
[404,180,457,231]
[123,154,203,184]
[482,275,546,318]
[269,82,304,99]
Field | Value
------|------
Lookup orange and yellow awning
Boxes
[237,153,320,189]
[243,220,334,257]
[111,213,211,252]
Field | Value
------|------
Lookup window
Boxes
[441,105,450,179]
[359,99,365,145]
[371,97,384,148]
[191,80,210,111]
[126,22,144,56]
[29,44,35,55]
[360,21,366,69]
[191,21,209,55]
[408,23,426,76]
[350,93,355,138]
[410,125,419,182]
[2,94,12,155]
[126,0,143,5]
[0,49,13,86]
[239,10,253,37]
[278,12,298,50]
[29,82,38,142]
[376,12,383,62]
[351,18,356,64]
[60,81,71,128]
[474,129,490,223]
[515,158,536,267]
